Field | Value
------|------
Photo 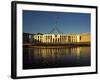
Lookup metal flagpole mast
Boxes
[49,17,63,34]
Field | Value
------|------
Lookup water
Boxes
[23,46,91,69]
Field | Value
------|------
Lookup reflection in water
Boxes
[23,46,91,69]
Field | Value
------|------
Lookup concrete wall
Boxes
[78,33,90,43]
[30,33,90,44]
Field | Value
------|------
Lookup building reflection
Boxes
[23,46,90,69]
[26,46,90,60]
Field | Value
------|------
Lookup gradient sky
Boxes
[23,10,90,34]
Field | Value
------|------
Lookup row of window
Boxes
[36,36,78,39]
[36,36,79,40]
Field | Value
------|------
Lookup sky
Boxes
[23,10,90,34]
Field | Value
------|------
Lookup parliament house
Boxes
[32,33,90,44]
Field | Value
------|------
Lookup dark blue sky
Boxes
[23,10,90,34]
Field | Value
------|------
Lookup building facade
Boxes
[32,33,90,44]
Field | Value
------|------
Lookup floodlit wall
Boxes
[78,33,90,43]
[32,33,90,44]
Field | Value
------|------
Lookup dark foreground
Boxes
[23,45,91,69]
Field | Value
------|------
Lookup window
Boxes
[80,36,81,40]
[55,35,57,37]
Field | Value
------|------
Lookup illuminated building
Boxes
[32,33,90,44]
